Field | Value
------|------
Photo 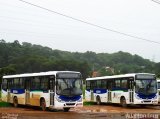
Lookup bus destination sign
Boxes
[57,73,81,78]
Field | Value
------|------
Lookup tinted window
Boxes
[158,82,160,89]
[86,81,90,90]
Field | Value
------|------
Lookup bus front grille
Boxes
[65,103,75,106]
[143,100,151,103]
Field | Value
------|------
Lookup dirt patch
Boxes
[0,104,160,119]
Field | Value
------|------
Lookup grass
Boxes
[83,101,95,106]
[0,101,11,107]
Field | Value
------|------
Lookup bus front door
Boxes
[7,80,12,102]
[49,78,55,105]
[25,79,30,104]
[129,80,134,103]
[108,90,112,102]
[7,90,11,102]
[91,89,94,101]
[107,80,112,102]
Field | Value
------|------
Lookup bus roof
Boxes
[86,73,155,81]
[3,71,80,79]
[157,79,160,82]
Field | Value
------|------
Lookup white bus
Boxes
[85,73,158,107]
[1,71,83,111]
[157,80,160,103]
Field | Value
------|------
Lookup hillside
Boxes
[0,39,160,79]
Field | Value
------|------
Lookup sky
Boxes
[0,0,160,62]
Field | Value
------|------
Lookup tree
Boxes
[0,40,157,80]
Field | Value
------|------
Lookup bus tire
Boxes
[96,96,101,105]
[13,97,18,107]
[63,108,70,112]
[120,97,127,107]
[40,99,46,111]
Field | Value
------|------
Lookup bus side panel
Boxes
[111,91,129,104]
[41,93,50,107]
[93,89,107,103]
[85,89,92,101]
[30,91,50,107]
[1,89,8,102]
[110,91,120,104]
[11,89,26,105]
[30,91,42,106]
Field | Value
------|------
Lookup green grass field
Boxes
[0,101,11,107]
[83,101,95,106]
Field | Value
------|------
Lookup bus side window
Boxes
[86,81,90,90]
[2,79,7,90]
[115,79,120,88]
[13,78,23,89]
[91,81,96,90]
[121,79,127,89]
[101,80,107,89]
[40,76,49,90]
[97,80,101,89]
[19,78,24,89]
[25,78,31,89]
[31,77,40,90]
[107,80,113,90]
[8,79,13,89]
[158,82,160,89]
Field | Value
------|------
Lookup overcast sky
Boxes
[0,0,160,62]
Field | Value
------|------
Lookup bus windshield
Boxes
[56,78,82,96]
[135,79,157,95]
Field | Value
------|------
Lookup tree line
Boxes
[0,39,160,84]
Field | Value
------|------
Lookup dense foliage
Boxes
[0,39,160,83]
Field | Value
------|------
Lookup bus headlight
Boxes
[77,97,82,102]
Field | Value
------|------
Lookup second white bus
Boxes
[85,73,158,107]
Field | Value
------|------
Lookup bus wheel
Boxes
[13,97,18,107]
[40,99,46,111]
[96,96,101,105]
[63,108,70,112]
[120,97,127,107]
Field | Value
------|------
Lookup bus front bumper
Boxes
[133,99,158,105]
[49,102,83,109]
